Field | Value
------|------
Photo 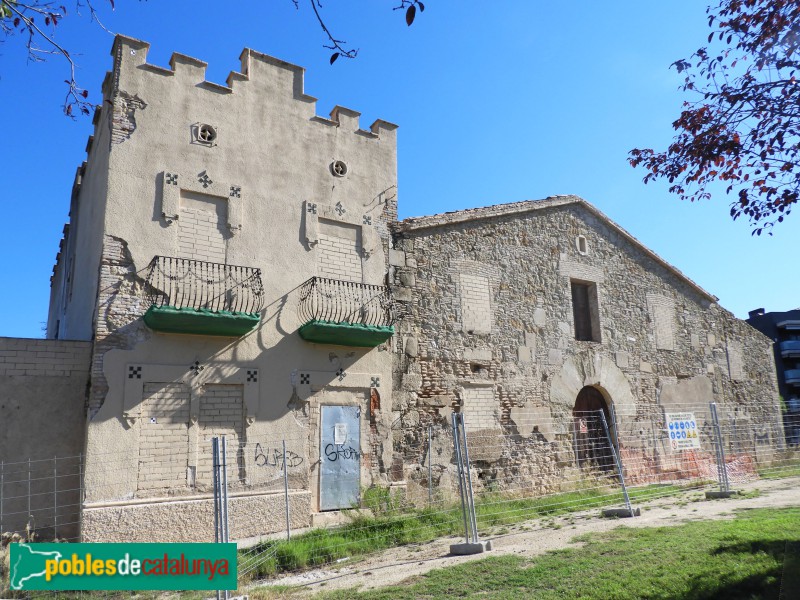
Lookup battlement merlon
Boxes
[108,35,398,139]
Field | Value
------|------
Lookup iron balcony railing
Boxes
[145,256,265,314]
[298,276,394,327]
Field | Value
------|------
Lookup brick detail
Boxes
[646,293,676,351]
[726,341,745,381]
[137,383,190,491]
[462,387,497,430]
[89,236,149,416]
[0,337,91,377]
[317,219,362,282]
[460,273,492,334]
[197,384,245,486]
[178,206,227,264]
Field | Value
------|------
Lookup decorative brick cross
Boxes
[335,201,346,216]
[247,370,258,382]
[128,366,142,379]
[336,368,347,382]
[230,185,241,198]
[165,173,178,185]
[198,172,213,188]
[300,373,310,385]
[363,215,372,225]
[307,203,317,214]
[371,376,380,388]
[189,361,205,376]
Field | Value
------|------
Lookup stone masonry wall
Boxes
[390,198,782,494]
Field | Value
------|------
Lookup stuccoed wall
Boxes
[391,196,782,492]
[76,36,398,537]
[81,491,311,543]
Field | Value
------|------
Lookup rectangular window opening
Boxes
[571,280,601,342]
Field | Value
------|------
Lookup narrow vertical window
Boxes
[571,281,601,342]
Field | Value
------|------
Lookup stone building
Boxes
[0,35,784,542]
[389,199,784,496]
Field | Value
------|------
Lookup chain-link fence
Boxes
[1,400,798,596]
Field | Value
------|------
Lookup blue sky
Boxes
[0,1,797,339]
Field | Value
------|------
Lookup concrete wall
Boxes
[391,197,783,492]
[0,337,91,538]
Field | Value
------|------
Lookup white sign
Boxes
[665,412,701,451]
[334,423,348,445]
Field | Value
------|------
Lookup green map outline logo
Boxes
[8,542,237,591]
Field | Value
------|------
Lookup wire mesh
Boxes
[1,398,798,597]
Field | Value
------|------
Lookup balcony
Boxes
[780,340,800,358]
[297,277,395,347]
[786,369,800,386]
[144,256,264,336]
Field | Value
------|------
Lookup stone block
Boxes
[404,336,418,358]
[533,308,546,327]
[389,249,406,267]
[399,272,416,287]
[464,348,492,361]
[517,346,532,363]
[524,331,537,348]
[419,396,448,408]
[510,404,554,440]
[615,351,629,368]
[707,333,716,346]
[405,257,417,268]
[639,361,653,373]
[690,333,700,349]
[548,349,562,365]
[394,287,413,302]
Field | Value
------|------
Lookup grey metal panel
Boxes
[319,405,361,511]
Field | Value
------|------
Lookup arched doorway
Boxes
[572,386,615,472]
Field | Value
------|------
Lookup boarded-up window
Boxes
[646,293,676,351]
[317,219,363,282]
[462,386,497,430]
[460,274,492,334]
[178,190,228,263]
[137,383,190,492]
[571,281,600,342]
[197,384,245,487]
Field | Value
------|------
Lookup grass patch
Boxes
[241,483,687,581]
[758,455,800,480]
[318,507,800,600]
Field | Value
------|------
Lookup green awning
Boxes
[298,319,394,347]
[144,305,260,337]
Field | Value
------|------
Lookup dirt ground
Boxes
[250,476,800,596]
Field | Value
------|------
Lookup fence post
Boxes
[709,402,730,493]
[1,459,4,533]
[428,425,433,506]
[449,413,489,554]
[53,456,58,541]
[450,413,471,543]
[599,409,635,517]
[212,438,223,600]
[221,436,230,547]
[212,438,220,542]
[282,439,291,540]
[27,458,31,528]
[78,452,83,540]
[458,413,480,543]
[609,403,622,451]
